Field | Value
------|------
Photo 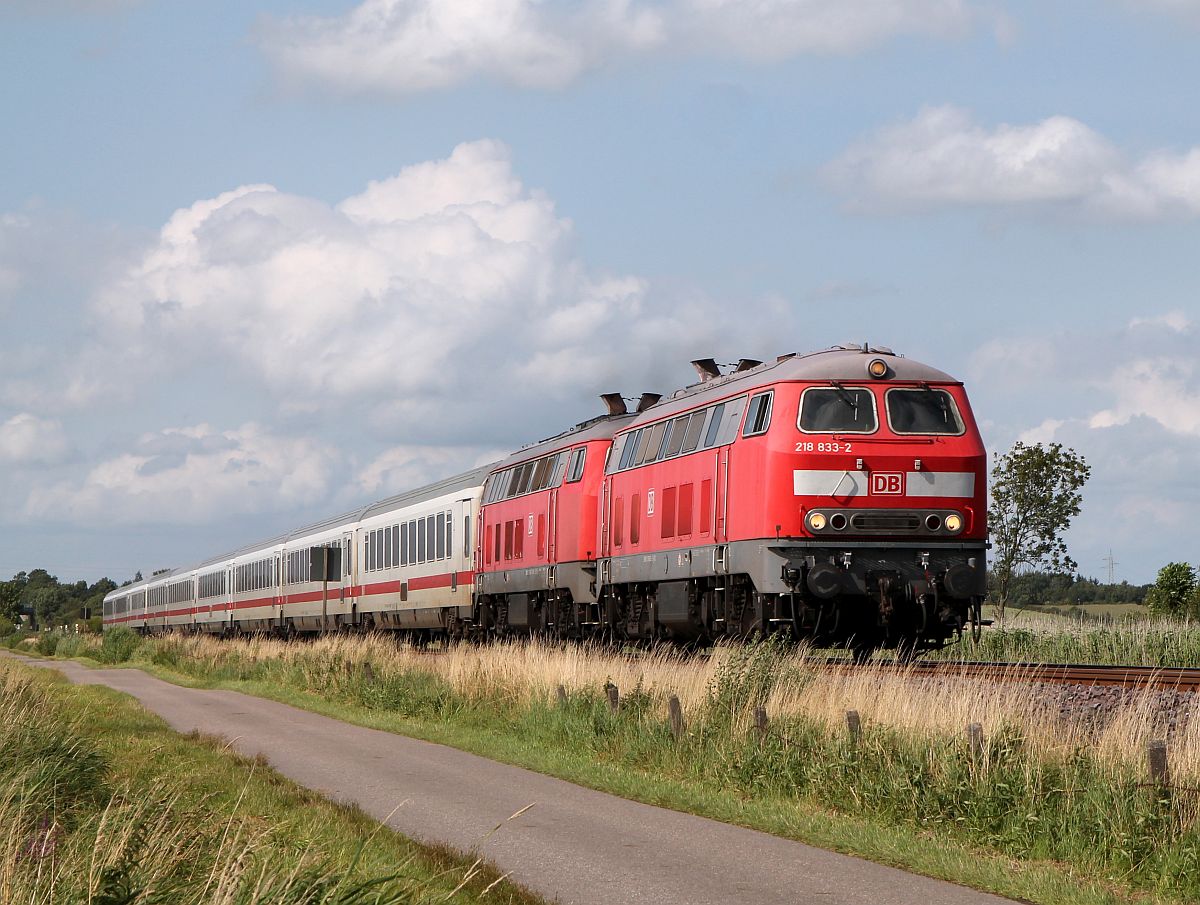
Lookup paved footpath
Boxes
[8,653,1020,905]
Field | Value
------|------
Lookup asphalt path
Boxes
[8,653,1020,905]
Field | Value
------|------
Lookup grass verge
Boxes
[13,630,1200,905]
[0,653,542,905]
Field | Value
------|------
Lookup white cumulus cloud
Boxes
[259,0,665,94]
[26,423,338,525]
[0,413,69,465]
[257,0,982,95]
[825,105,1200,219]
[94,139,648,412]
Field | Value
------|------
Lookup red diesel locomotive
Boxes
[476,344,987,654]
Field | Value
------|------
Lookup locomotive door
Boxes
[600,476,612,558]
[547,488,558,564]
[713,449,729,541]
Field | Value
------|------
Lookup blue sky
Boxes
[1,0,1197,584]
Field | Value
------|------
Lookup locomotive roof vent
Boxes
[734,358,762,373]
[600,393,628,416]
[636,392,662,412]
[835,341,897,356]
[691,358,721,382]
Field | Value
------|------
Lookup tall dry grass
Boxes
[113,632,1200,785]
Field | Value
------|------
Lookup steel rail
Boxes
[825,659,1200,691]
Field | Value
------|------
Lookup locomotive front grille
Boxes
[850,513,921,531]
[806,508,965,537]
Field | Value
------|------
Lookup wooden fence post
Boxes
[556,684,568,707]
[846,710,861,747]
[968,723,984,763]
[668,695,684,740]
[1148,739,1170,786]
[605,682,619,713]
[362,661,375,683]
[754,706,768,743]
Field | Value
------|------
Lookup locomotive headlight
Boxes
[945,513,963,533]
[808,512,827,531]
[867,358,889,378]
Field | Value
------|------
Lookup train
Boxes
[103,344,988,656]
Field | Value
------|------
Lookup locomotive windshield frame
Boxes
[797,385,878,433]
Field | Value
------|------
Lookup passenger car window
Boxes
[886,388,965,435]
[798,387,878,433]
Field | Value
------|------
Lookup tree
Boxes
[1145,562,1197,616]
[988,441,1091,623]
[0,579,22,623]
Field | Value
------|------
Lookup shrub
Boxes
[97,627,141,664]
[0,616,14,638]
[36,633,59,656]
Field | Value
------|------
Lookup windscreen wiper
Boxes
[829,381,859,412]
[919,381,950,422]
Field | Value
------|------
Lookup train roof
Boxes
[488,413,637,472]
[628,344,959,425]
[104,463,498,601]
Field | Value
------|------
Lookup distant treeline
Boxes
[0,569,127,632]
[987,571,1149,608]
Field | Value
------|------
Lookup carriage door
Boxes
[341,533,354,603]
[274,552,283,625]
[226,565,235,629]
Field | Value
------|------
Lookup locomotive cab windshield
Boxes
[798,386,877,432]
[885,387,965,435]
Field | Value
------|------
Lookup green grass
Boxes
[929,610,1200,666]
[26,633,1200,905]
[0,655,543,905]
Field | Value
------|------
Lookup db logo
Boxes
[870,473,904,495]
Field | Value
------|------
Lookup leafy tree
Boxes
[1145,562,1197,616]
[0,579,22,623]
[988,441,1091,623]
[29,585,68,628]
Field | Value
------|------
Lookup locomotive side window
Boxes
[742,392,773,437]
[566,447,587,482]
[681,411,705,452]
[662,415,689,458]
[640,420,669,465]
[798,386,878,433]
[702,403,726,448]
[633,427,656,465]
[885,388,965,435]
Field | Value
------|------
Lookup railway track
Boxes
[837,659,1200,692]
[375,641,1200,691]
